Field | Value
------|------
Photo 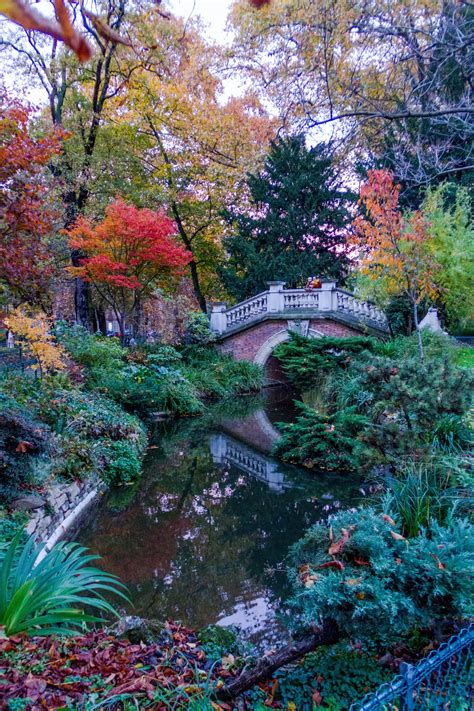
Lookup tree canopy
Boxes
[221,136,354,301]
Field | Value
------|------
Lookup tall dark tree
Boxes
[220,136,354,301]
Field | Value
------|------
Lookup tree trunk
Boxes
[413,300,424,361]
[118,312,126,347]
[92,307,107,335]
[216,624,339,701]
[189,259,207,313]
[71,265,91,329]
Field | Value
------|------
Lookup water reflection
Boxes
[78,390,363,647]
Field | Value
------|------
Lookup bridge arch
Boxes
[253,327,324,365]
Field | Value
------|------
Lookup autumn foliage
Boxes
[5,308,66,374]
[0,96,63,306]
[67,199,191,337]
[353,170,440,355]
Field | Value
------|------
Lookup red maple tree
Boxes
[0,93,64,307]
[66,198,192,341]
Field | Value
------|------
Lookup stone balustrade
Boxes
[210,281,389,335]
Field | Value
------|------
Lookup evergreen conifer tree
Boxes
[220,136,354,301]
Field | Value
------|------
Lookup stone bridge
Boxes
[210,281,389,369]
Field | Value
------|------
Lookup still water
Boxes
[78,388,363,647]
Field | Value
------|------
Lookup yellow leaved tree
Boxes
[5,308,66,375]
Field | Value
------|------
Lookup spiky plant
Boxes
[0,531,128,636]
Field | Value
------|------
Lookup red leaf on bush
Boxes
[317,560,345,571]
[15,440,33,453]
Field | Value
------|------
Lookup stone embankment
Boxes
[13,477,105,551]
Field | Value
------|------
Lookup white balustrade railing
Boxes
[284,289,319,310]
[210,282,388,334]
[336,290,387,326]
[225,293,268,329]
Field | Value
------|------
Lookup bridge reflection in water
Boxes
[211,433,289,492]
[77,391,366,648]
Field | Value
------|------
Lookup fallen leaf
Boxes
[354,558,370,566]
[221,654,235,669]
[317,560,345,571]
[390,531,408,543]
[430,554,446,571]
[382,514,397,526]
[345,577,362,586]
[328,528,350,556]
[304,574,320,588]
[15,440,33,453]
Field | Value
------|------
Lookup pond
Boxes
[77,388,365,648]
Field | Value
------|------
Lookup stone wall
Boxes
[24,477,105,546]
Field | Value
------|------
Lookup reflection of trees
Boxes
[78,417,363,633]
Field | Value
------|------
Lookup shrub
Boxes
[273,402,368,471]
[150,375,204,416]
[181,349,263,399]
[101,440,143,485]
[0,392,53,502]
[288,508,474,644]
[56,324,126,371]
[273,333,378,390]
[353,354,473,462]
[0,531,128,636]
[58,324,263,416]
[0,373,147,487]
[183,311,216,345]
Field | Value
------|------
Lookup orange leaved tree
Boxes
[66,199,192,343]
[353,170,440,360]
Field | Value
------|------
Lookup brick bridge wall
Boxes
[217,318,361,363]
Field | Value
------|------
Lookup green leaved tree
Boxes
[220,136,354,301]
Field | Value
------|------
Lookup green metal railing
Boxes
[350,624,473,710]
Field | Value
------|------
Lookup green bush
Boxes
[276,336,473,471]
[101,440,143,485]
[273,333,377,390]
[0,373,147,488]
[0,391,53,502]
[56,324,126,371]
[183,311,216,346]
[273,402,368,471]
[288,508,474,644]
[58,324,263,416]
[353,354,473,463]
[181,348,263,399]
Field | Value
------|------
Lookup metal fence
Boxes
[350,624,473,710]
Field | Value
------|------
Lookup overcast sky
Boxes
[170,0,233,42]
